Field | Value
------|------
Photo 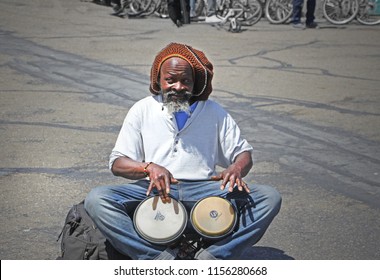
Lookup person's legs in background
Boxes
[167,0,191,26]
[206,0,216,16]
[167,0,183,27]
[292,0,305,28]
[305,0,319,28]
[190,0,196,17]
[205,0,222,23]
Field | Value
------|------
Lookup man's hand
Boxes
[145,163,178,202]
[210,151,252,193]
[211,164,250,193]
[111,157,178,202]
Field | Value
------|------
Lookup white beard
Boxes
[164,100,191,115]
[162,91,192,115]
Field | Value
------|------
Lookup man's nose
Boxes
[172,82,186,92]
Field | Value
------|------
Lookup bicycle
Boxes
[216,0,263,26]
[264,0,363,25]
[264,0,293,24]
[322,0,360,25]
[153,0,263,30]
[356,0,380,24]
[112,0,155,17]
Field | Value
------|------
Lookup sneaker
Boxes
[292,22,305,29]
[306,22,319,29]
[205,15,222,24]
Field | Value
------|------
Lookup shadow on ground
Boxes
[242,246,295,260]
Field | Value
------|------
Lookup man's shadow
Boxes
[241,246,294,260]
[106,243,294,260]
[106,241,294,260]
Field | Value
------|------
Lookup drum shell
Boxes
[133,196,188,245]
[190,196,237,240]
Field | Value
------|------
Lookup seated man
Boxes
[84,42,282,260]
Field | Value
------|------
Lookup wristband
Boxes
[143,162,153,177]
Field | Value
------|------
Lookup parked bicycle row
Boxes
[265,0,380,26]
[90,0,380,28]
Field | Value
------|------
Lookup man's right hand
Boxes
[145,163,178,202]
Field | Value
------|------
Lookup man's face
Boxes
[159,57,194,114]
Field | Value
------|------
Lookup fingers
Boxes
[237,178,250,193]
[217,172,235,192]
[216,173,250,193]
[147,174,174,202]
[236,178,243,192]
[147,180,168,201]
[210,175,222,181]
[219,176,229,192]
[155,178,170,202]
[164,175,171,196]
[171,177,179,184]
[146,181,154,196]
[215,172,229,191]
[228,176,235,192]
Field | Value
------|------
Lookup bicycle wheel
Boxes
[323,0,359,25]
[265,0,293,24]
[154,0,169,18]
[129,0,154,16]
[356,0,380,25]
[239,0,263,26]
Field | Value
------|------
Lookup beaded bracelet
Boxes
[143,162,153,177]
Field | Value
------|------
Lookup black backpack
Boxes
[57,200,131,260]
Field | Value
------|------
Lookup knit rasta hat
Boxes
[149,42,214,100]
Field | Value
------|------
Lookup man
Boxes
[84,42,281,260]
[292,0,319,29]
[168,0,190,27]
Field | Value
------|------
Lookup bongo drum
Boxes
[133,196,187,245]
[190,196,237,239]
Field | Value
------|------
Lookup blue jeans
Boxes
[292,0,316,24]
[207,0,217,16]
[190,0,196,15]
[84,180,281,259]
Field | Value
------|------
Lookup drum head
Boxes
[133,196,187,245]
[191,196,237,239]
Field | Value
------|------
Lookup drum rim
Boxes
[190,196,237,239]
[133,195,188,245]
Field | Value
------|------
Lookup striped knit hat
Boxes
[150,42,214,100]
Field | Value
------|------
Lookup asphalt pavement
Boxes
[0,0,379,260]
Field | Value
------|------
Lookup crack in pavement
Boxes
[226,40,378,82]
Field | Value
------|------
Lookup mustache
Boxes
[166,90,192,99]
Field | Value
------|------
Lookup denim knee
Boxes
[269,186,282,215]
[84,186,108,215]
[253,184,282,214]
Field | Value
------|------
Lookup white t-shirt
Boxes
[109,95,253,180]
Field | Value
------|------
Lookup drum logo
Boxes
[209,210,219,219]
[154,211,165,221]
